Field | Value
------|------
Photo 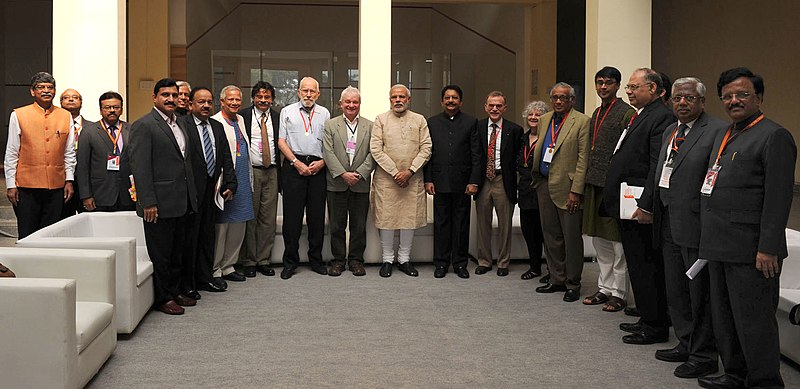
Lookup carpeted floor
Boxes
[86,262,800,388]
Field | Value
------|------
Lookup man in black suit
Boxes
[604,68,674,344]
[653,77,725,379]
[424,85,481,279]
[180,87,236,296]
[474,91,523,277]
[128,78,198,315]
[697,68,795,389]
[77,91,135,212]
[238,81,281,278]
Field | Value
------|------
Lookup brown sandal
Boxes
[582,291,609,305]
[602,296,627,312]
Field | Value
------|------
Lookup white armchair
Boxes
[779,228,800,364]
[16,211,153,334]
[0,247,117,389]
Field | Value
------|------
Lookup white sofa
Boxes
[16,211,153,334]
[0,247,117,389]
[779,228,800,364]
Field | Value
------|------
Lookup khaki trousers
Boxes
[240,165,278,266]
[475,175,513,268]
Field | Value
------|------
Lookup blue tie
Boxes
[201,122,215,176]
[109,125,119,154]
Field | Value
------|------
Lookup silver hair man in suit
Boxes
[322,86,375,276]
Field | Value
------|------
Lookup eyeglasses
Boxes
[486,103,505,109]
[101,105,122,111]
[670,95,701,104]
[595,80,617,87]
[624,82,652,91]
[720,92,753,102]
[34,84,55,91]
[550,95,571,102]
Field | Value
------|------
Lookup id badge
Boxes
[107,154,120,171]
[658,160,673,188]
[257,140,263,153]
[542,146,555,163]
[700,164,721,196]
[346,139,356,155]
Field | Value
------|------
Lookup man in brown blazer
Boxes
[322,86,375,276]
[532,82,591,302]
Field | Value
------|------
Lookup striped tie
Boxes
[201,121,215,176]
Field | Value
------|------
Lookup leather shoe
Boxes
[563,289,580,302]
[241,266,257,278]
[183,289,201,300]
[349,262,366,276]
[674,360,719,379]
[280,267,296,280]
[655,347,689,362]
[539,273,550,284]
[223,272,246,282]
[215,277,228,289]
[156,300,184,315]
[328,262,344,277]
[434,266,447,278]
[174,294,197,307]
[310,264,328,275]
[619,321,643,334]
[256,265,275,276]
[455,266,469,279]
[198,281,226,293]
[536,283,567,293]
[497,267,509,277]
[474,265,491,275]
[697,374,745,389]
[622,331,669,345]
[379,262,393,278]
[624,306,640,317]
[398,262,418,277]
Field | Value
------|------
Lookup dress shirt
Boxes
[103,119,124,152]
[279,101,330,157]
[487,117,503,169]
[154,107,186,157]
[663,117,697,157]
[345,115,359,164]
[249,107,275,166]
[192,114,216,160]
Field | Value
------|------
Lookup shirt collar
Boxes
[344,115,358,127]
[489,117,503,129]
[154,107,176,125]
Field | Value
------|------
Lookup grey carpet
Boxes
[86,262,800,388]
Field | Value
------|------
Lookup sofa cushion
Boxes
[75,301,114,354]
[136,248,153,287]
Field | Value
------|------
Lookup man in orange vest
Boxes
[4,72,75,239]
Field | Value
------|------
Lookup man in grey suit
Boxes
[322,86,374,276]
[653,77,724,379]
[697,67,795,389]
[128,78,198,315]
[77,91,135,212]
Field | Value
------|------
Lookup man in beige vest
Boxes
[4,72,75,239]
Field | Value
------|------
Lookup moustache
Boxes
[165,102,176,106]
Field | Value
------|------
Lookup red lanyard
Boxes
[592,99,616,147]
[522,136,536,162]
[549,111,570,148]
[713,114,764,166]
[300,108,315,136]
[99,120,121,148]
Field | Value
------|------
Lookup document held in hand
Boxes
[686,259,709,280]
[619,182,644,219]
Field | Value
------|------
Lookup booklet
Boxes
[686,259,708,280]
[619,182,644,220]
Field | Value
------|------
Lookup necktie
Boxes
[109,125,119,154]
[675,123,687,150]
[74,119,81,141]
[260,112,272,165]
[201,121,215,176]
[486,123,498,180]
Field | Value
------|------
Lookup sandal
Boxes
[582,291,609,305]
[602,296,627,312]
[520,267,541,280]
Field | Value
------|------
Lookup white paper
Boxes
[686,259,709,280]
[214,176,225,211]
[619,182,644,220]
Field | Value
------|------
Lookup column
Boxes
[359,0,391,120]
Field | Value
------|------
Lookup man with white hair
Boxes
[277,77,331,279]
[175,80,191,117]
[322,86,375,276]
[370,84,432,278]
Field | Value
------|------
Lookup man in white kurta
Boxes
[370,84,432,278]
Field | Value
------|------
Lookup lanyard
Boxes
[300,108,315,136]
[592,99,616,148]
[99,120,121,149]
[523,136,536,163]
[549,111,570,148]
[345,120,358,137]
[713,114,765,166]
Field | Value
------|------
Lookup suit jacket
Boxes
[653,112,726,248]
[128,108,198,218]
[323,115,375,193]
[603,100,675,218]
[423,111,482,193]
[179,114,237,206]
[531,108,591,208]
[476,117,523,203]
[699,113,796,263]
[75,120,134,208]
[240,104,281,190]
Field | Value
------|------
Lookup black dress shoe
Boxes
[624,306,640,317]
[655,347,689,362]
[184,289,201,300]
[216,277,228,289]
[622,331,669,345]
[280,267,296,280]
[198,281,226,292]
[223,272,246,282]
[434,266,447,278]
[535,283,567,293]
[241,266,257,278]
[563,289,580,302]
[619,321,643,334]
[474,265,491,275]
[455,266,469,279]
[398,262,418,277]
[379,262,393,278]
[539,273,550,284]
[256,265,275,276]
[310,264,328,275]
[674,360,719,379]
[497,267,509,277]
[697,374,745,389]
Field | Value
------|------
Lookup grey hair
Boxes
[339,86,361,102]
[390,84,411,97]
[220,85,242,98]
[176,80,192,90]
[31,72,55,88]
[299,77,320,91]
[635,68,664,91]
[672,77,706,98]
[522,101,550,120]
[550,82,576,98]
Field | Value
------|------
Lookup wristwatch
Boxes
[290,158,298,166]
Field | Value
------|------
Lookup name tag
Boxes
[107,154,120,171]
[346,139,356,155]
[542,146,555,163]
[700,164,721,196]
[658,160,673,188]
[257,140,263,153]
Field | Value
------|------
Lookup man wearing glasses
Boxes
[604,68,675,345]
[4,72,75,238]
[59,88,89,217]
